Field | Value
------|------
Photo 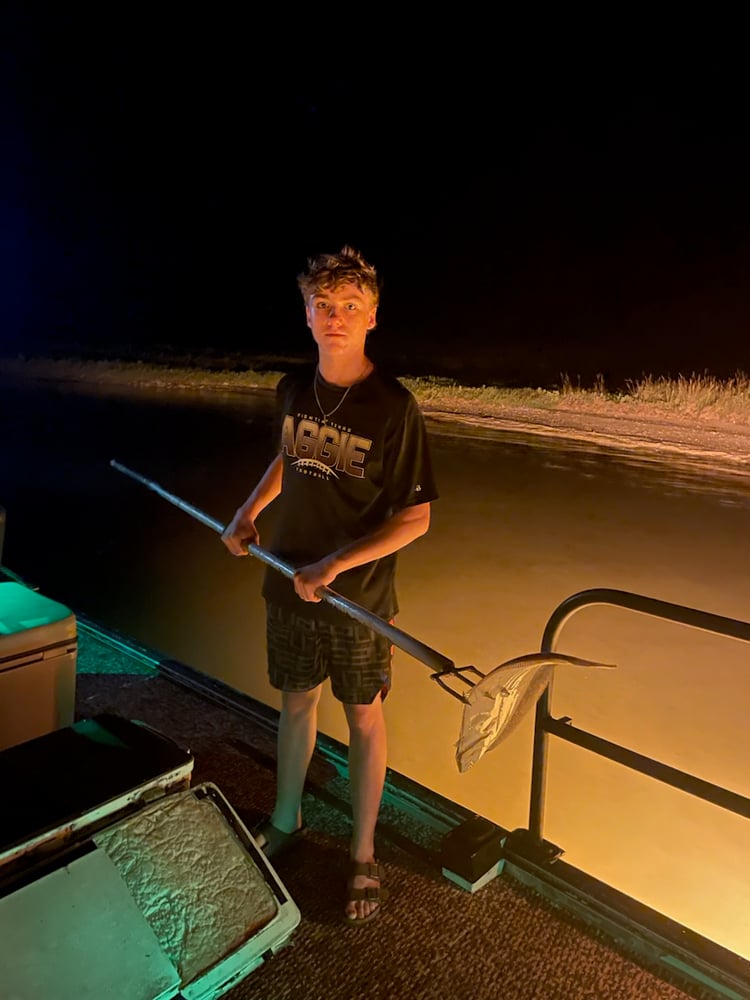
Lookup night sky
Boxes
[2,12,749,387]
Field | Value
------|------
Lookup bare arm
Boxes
[221,454,283,556]
[293,502,431,602]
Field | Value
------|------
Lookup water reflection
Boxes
[2,380,749,959]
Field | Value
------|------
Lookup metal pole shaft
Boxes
[110,460,456,674]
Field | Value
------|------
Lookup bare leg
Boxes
[270,686,322,834]
[343,697,387,921]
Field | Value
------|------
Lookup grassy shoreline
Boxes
[3,355,750,428]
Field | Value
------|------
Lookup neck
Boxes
[317,354,371,386]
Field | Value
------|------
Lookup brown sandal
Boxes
[344,861,389,925]
[252,818,307,859]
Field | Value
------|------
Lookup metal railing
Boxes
[527,588,750,847]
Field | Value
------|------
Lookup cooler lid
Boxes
[0,581,76,662]
[0,846,181,1000]
[1,715,195,868]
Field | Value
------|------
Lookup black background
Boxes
[2,10,749,387]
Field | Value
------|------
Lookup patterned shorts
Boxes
[266,603,393,705]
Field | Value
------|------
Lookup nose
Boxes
[326,306,344,324]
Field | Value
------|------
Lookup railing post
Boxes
[527,684,551,845]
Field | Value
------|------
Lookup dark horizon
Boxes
[2,13,749,388]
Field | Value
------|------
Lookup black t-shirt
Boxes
[262,365,439,622]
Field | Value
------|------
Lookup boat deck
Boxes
[63,613,731,1000]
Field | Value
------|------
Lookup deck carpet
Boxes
[73,666,721,1000]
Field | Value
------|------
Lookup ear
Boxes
[366,306,378,331]
[305,303,313,329]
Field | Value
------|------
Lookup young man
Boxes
[221,246,437,924]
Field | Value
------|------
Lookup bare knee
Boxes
[344,699,384,737]
[281,686,322,721]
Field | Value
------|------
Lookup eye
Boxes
[346,303,359,311]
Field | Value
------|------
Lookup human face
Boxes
[305,282,377,359]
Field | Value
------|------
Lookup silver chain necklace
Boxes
[313,364,368,422]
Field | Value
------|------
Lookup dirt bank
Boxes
[2,357,749,479]
[423,403,750,476]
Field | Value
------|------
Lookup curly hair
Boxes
[297,245,380,305]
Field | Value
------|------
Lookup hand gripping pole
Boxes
[110,460,456,675]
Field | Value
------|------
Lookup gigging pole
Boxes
[110,460,456,675]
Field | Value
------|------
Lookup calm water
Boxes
[2,378,749,957]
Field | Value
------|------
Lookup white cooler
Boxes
[0,715,301,1000]
[0,581,77,750]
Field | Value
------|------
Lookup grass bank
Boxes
[3,355,750,427]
